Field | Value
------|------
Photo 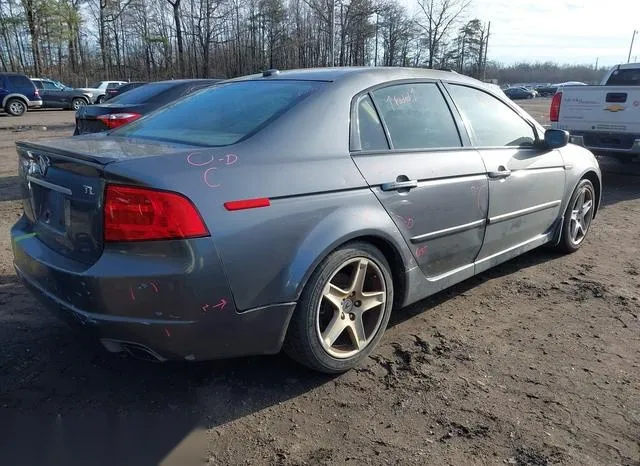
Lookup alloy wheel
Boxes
[9,101,25,115]
[569,185,594,246]
[316,257,387,359]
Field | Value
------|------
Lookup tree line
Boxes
[0,0,605,86]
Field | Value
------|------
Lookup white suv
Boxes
[76,80,128,104]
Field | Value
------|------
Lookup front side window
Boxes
[370,83,462,150]
[448,84,536,147]
[113,80,324,146]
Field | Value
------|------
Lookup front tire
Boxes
[555,179,595,253]
[284,242,394,373]
[71,98,86,111]
[96,95,105,104]
[5,98,27,116]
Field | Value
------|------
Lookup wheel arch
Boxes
[294,230,410,313]
[581,170,601,218]
[2,93,28,108]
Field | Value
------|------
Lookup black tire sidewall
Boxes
[6,98,26,116]
[286,242,394,373]
[559,179,595,253]
[96,95,104,103]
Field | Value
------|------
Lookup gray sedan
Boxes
[11,67,601,373]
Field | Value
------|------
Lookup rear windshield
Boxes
[606,69,640,86]
[108,82,174,104]
[112,80,324,146]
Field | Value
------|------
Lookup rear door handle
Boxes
[381,180,418,191]
[488,168,511,179]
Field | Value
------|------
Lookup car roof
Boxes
[150,78,222,84]
[224,67,479,86]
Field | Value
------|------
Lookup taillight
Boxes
[550,92,562,122]
[97,112,141,129]
[104,184,209,242]
[34,89,40,98]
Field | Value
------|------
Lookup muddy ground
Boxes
[0,101,638,466]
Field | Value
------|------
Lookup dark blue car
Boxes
[0,72,43,116]
[503,86,536,100]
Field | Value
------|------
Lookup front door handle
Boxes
[488,167,512,179]
[381,179,418,191]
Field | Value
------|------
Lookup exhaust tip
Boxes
[100,338,167,362]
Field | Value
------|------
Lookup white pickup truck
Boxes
[551,62,640,161]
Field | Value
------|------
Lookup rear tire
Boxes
[5,98,27,116]
[555,179,595,253]
[284,242,394,373]
[96,95,105,104]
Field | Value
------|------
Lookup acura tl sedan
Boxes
[11,68,601,373]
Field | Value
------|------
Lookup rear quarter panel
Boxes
[104,143,415,312]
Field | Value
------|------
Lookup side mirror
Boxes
[543,129,569,149]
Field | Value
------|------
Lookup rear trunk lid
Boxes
[16,136,192,265]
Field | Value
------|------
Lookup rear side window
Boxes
[371,83,461,150]
[6,74,33,88]
[106,82,121,89]
[355,95,388,151]
[113,81,324,146]
[606,69,640,86]
[32,80,43,89]
[447,84,535,147]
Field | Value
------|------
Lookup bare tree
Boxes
[415,0,470,69]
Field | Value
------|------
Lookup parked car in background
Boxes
[535,84,558,97]
[504,86,536,100]
[12,68,601,373]
[30,78,91,111]
[104,81,147,101]
[74,79,221,134]
[551,63,640,162]
[76,80,128,104]
[0,72,42,116]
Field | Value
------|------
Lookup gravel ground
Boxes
[0,101,638,466]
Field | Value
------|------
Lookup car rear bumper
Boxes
[11,218,295,362]
[569,132,640,156]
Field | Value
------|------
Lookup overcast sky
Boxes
[407,0,639,67]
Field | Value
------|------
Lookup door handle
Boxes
[488,167,511,179]
[381,179,418,191]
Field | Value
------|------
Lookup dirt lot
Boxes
[0,101,638,466]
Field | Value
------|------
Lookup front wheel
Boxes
[284,242,394,373]
[96,95,105,104]
[555,179,595,253]
[71,98,86,111]
[5,98,27,116]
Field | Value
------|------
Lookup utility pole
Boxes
[374,13,379,66]
[329,0,335,67]
[482,21,491,81]
[628,30,638,63]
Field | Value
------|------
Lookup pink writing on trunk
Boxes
[416,245,428,258]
